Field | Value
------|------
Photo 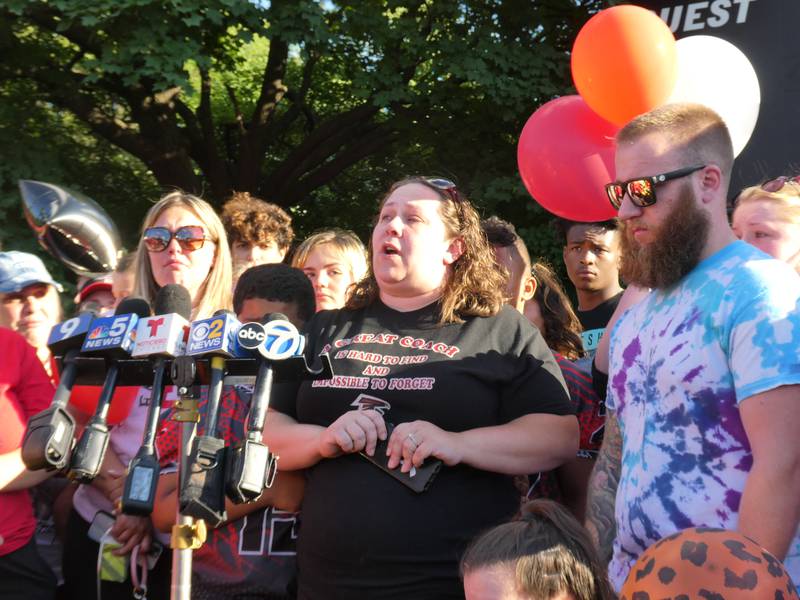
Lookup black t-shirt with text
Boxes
[272,300,572,599]
[577,291,623,355]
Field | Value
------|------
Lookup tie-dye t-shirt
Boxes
[607,241,800,591]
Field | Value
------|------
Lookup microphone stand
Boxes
[169,357,206,600]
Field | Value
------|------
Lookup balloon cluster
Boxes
[518,6,760,221]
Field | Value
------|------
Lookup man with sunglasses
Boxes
[586,103,800,592]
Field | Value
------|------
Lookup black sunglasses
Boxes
[605,165,706,209]
[143,226,209,253]
[422,177,462,204]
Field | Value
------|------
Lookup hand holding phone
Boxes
[359,423,442,493]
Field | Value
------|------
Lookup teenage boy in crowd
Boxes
[152,263,315,599]
[556,219,623,355]
[221,193,295,284]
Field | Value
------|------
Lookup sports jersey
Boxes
[272,300,573,599]
[157,384,297,600]
[607,241,800,590]
[525,353,605,501]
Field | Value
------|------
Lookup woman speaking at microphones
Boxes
[63,191,235,599]
[265,177,579,599]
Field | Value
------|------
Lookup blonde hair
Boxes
[346,177,505,323]
[618,102,734,189]
[134,191,232,319]
[291,229,368,285]
[734,180,800,226]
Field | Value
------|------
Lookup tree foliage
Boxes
[0,0,606,276]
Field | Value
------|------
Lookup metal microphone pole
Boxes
[169,357,205,600]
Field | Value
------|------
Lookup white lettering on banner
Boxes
[387,377,436,391]
[658,0,755,33]
[312,376,370,389]
[361,365,390,376]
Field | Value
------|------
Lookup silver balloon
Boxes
[19,179,121,276]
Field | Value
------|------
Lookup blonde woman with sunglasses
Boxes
[732,176,800,272]
[63,189,234,599]
[134,191,233,319]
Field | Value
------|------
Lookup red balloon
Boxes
[70,385,138,425]
[517,95,619,222]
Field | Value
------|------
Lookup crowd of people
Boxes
[1,101,799,600]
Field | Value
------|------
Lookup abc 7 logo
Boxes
[237,320,301,360]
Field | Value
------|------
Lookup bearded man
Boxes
[585,103,800,592]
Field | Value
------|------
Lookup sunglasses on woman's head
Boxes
[605,165,706,209]
[142,226,209,253]
[423,177,462,204]
[761,175,800,193]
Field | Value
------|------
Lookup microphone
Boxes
[121,284,191,516]
[21,309,98,470]
[67,297,151,483]
[179,310,242,526]
[226,314,302,504]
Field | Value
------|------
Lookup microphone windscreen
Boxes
[115,296,151,318]
[154,284,192,319]
[213,309,235,316]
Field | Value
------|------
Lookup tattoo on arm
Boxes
[585,413,622,567]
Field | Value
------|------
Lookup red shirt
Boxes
[0,328,55,556]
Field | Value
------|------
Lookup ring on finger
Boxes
[406,432,419,447]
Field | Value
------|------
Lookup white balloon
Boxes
[667,35,760,157]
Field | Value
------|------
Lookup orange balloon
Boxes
[572,5,677,126]
[620,528,799,600]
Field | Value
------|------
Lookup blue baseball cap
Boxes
[0,251,64,294]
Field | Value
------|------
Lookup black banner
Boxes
[636,0,800,195]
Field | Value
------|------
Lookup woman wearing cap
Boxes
[266,177,578,598]
[0,251,64,381]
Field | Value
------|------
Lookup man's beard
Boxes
[620,183,710,290]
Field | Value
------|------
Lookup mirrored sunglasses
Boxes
[605,165,706,209]
[143,226,209,253]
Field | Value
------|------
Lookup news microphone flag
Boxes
[122,284,191,516]
[187,311,243,357]
[68,297,151,483]
[22,309,99,470]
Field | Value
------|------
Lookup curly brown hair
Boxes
[346,177,505,323]
[221,192,294,251]
[530,262,584,360]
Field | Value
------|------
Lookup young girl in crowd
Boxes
[461,499,615,600]
[732,175,800,271]
[291,228,367,311]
